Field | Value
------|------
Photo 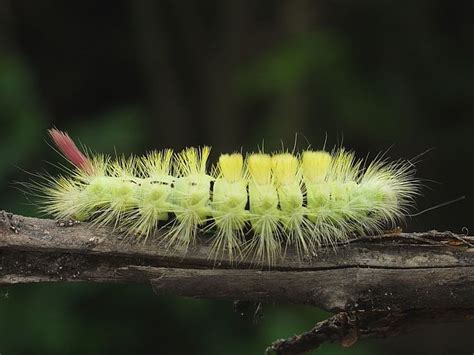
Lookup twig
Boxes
[267,309,474,354]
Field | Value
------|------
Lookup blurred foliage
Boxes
[0,0,473,354]
[0,55,46,181]
[0,283,378,355]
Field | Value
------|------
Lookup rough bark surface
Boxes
[1,210,473,353]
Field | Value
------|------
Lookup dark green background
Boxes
[1,1,473,354]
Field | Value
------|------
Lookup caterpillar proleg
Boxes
[34,129,420,266]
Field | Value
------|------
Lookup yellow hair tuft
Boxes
[219,153,244,182]
[248,153,272,185]
[272,153,299,186]
[301,151,332,183]
[176,146,211,176]
[141,149,173,178]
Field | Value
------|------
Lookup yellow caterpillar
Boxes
[34,129,419,266]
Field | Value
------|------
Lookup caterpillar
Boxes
[31,128,419,266]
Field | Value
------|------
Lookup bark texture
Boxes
[1,210,473,353]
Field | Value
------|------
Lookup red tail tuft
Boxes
[49,128,93,174]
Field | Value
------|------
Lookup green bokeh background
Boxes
[0,1,473,354]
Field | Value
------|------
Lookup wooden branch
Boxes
[1,210,473,354]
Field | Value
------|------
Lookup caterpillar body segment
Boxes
[208,153,249,262]
[246,154,282,265]
[92,156,142,229]
[123,151,175,239]
[162,147,213,252]
[45,155,112,222]
[40,175,87,221]
[38,129,419,266]
[271,153,313,258]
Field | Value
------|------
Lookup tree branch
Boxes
[1,210,473,354]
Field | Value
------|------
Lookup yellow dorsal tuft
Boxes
[302,151,332,183]
[219,153,243,182]
[109,155,137,178]
[272,153,298,185]
[248,153,272,184]
[142,149,173,177]
[176,146,211,176]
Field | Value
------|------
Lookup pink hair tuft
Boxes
[48,128,93,174]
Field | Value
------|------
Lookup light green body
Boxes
[41,148,418,266]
